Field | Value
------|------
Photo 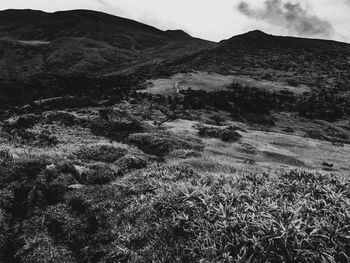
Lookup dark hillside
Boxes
[167,30,350,90]
[0,9,215,78]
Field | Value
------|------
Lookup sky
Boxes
[1,0,350,43]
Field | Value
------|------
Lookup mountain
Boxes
[167,30,350,89]
[1,9,349,91]
[0,9,215,78]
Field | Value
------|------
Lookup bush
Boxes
[35,96,98,111]
[127,132,204,156]
[198,125,242,142]
[0,148,13,165]
[220,127,242,142]
[85,163,118,185]
[115,154,149,174]
[15,233,75,263]
[298,89,348,121]
[4,114,41,130]
[36,130,59,146]
[45,111,78,126]
[3,128,58,146]
[75,144,129,163]
[89,108,145,140]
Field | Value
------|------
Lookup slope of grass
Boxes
[1,154,349,262]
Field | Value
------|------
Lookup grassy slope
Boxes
[0,104,349,262]
[139,71,312,97]
[0,9,215,78]
[165,30,350,92]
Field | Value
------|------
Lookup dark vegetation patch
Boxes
[34,96,98,111]
[126,132,204,157]
[83,163,119,185]
[298,88,349,121]
[88,108,146,140]
[198,125,243,142]
[0,74,137,110]
[75,144,129,163]
[262,151,307,167]
[115,154,150,174]
[3,128,59,147]
[44,111,79,126]
[2,114,42,130]
[180,83,349,122]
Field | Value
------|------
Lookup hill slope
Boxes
[0,9,215,78]
[167,30,350,89]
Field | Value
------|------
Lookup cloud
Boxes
[237,0,334,38]
[94,0,123,14]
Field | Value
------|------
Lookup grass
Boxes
[0,94,349,262]
[138,71,235,96]
[1,132,350,262]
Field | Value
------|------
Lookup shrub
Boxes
[36,130,59,146]
[115,154,149,174]
[41,161,79,187]
[15,233,75,263]
[298,89,347,121]
[84,163,118,185]
[89,108,145,140]
[127,132,204,156]
[3,128,58,146]
[75,144,129,163]
[4,114,41,130]
[35,96,98,111]
[220,127,242,142]
[45,111,78,126]
[198,125,242,142]
[0,148,13,165]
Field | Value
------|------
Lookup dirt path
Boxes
[174,80,183,94]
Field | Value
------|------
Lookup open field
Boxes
[138,71,311,97]
[164,119,350,177]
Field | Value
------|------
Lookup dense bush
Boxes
[84,163,119,185]
[198,125,242,142]
[75,144,129,163]
[182,83,297,116]
[2,114,41,130]
[180,83,348,122]
[298,89,348,121]
[44,111,79,126]
[3,128,58,146]
[36,130,59,146]
[0,74,137,108]
[115,154,149,174]
[89,108,145,140]
[127,132,204,156]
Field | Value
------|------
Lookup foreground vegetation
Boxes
[0,69,349,263]
[0,150,349,262]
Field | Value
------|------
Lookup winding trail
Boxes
[174,81,180,94]
[174,80,185,95]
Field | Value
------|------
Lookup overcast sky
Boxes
[1,0,350,43]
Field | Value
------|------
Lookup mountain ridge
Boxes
[0,8,349,90]
[0,9,215,78]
